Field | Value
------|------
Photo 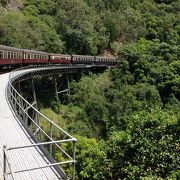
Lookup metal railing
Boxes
[4,65,78,179]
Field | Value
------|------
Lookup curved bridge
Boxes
[0,64,108,180]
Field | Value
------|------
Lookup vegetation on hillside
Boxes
[0,0,179,179]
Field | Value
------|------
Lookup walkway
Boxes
[0,73,63,180]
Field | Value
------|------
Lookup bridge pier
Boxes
[54,73,71,104]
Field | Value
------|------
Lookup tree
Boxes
[104,109,180,179]
[75,135,105,179]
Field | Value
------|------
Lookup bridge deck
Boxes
[0,73,63,180]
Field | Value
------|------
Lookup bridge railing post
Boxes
[50,123,53,156]
[72,138,77,180]
[3,145,7,180]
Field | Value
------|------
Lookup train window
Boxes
[8,52,11,59]
[34,55,37,59]
[27,54,30,59]
[4,52,7,59]
[0,51,3,59]
[37,55,39,59]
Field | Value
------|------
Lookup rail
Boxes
[3,65,79,179]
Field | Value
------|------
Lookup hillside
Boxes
[0,0,178,55]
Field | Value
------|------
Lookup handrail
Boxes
[4,65,79,179]
[3,146,15,180]
[9,82,74,139]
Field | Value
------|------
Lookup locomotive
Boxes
[0,45,119,67]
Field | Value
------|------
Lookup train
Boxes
[0,45,120,67]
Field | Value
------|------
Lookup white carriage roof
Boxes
[0,45,49,55]
[95,56,116,59]
[72,54,94,58]
[0,45,22,52]
[50,53,71,57]
[22,48,49,55]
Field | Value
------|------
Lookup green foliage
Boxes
[50,100,60,114]
[104,109,179,179]
[1,0,179,54]
[75,135,105,179]
[117,39,180,102]
[0,12,64,52]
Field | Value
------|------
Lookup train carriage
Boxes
[50,54,71,64]
[72,55,95,64]
[95,56,117,65]
[0,45,23,66]
[23,49,49,64]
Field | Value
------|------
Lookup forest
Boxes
[0,0,180,179]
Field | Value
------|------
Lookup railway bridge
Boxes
[0,64,109,180]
